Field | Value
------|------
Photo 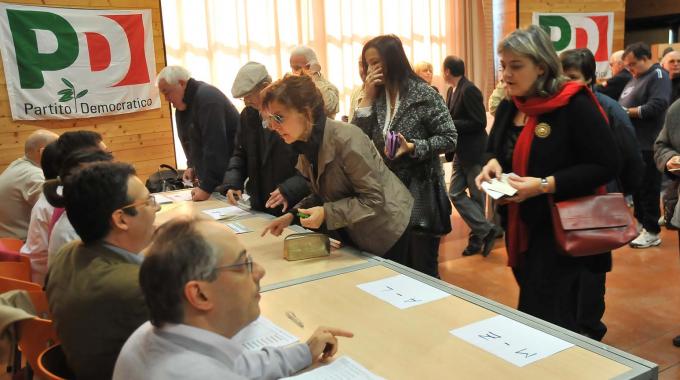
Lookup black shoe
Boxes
[462,239,482,256]
[481,226,502,257]
[673,335,680,347]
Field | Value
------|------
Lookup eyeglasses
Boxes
[267,113,284,125]
[119,194,158,211]
[215,254,253,274]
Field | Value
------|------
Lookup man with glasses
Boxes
[114,216,353,380]
[219,62,309,215]
[596,50,632,101]
[46,162,160,379]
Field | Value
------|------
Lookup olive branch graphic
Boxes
[57,78,88,109]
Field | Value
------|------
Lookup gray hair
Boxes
[156,65,191,86]
[25,129,58,156]
[497,25,566,98]
[611,50,624,64]
[139,216,223,327]
[290,46,321,72]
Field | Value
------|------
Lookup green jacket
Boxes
[46,241,148,380]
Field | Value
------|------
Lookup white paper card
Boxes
[163,189,193,202]
[232,316,299,351]
[356,274,450,309]
[202,206,250,220]
[282,356,384,380]
[152,194,173,204]
[450,315,574,367]
[226,222,252,234]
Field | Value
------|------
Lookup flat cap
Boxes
[231,62,271,98]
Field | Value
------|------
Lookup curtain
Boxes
[160,0,491,166]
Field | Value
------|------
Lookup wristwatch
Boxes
[540,178,550,193]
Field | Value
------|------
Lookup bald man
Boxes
[0,129,58,239]
[596,50,632,101]
[662,50,680,103]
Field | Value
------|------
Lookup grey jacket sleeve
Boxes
[235,343,312,380]
[411,93,458,160]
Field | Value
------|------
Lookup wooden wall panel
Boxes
[518,0,627,52]
[626,0,680,20]
[0,0,174,181]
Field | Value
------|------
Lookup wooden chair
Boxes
[17,317,59,379]
[0,258,32,282]
[38,344,74,380]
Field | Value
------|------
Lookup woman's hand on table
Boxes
[265,188,289,212]
[261,213,294,237]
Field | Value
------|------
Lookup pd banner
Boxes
[0,3,160,120]
[532,12,614,79]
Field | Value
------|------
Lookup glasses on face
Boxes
[215,254,253,274]
[119,194,158,212]
[263,113,284,130]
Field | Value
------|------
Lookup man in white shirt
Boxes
[114,217,353,380]
[0,129,58,240]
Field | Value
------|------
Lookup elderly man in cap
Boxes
[113,216,353,379]
[157,66,239,201]
[219,62,309,215]
[0,129,58,240]
[290,46,340,118]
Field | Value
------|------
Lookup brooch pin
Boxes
[535,122,551,138]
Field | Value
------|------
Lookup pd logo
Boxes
[0,3,159,120]
[532,12,614,79]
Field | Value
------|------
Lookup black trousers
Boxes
[406,231,441,278]
[633,150,662,234]
[576,271,607,341]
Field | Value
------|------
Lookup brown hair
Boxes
[261,75,325,121]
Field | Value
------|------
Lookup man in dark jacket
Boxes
[157,66,238,201]
[596,50,632,101]
[443,56,500,257]
[219,62,309,215]
[662,50,680,104]
[619,42,672,248]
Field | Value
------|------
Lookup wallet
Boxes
[283,233,331,261]
[385,131,400,159]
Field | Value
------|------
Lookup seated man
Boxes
[0,129,58,240]
[46,162,159,379]
[114,217,353,380]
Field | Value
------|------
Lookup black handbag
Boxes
[145,164,187,193]
[408,166,452,236]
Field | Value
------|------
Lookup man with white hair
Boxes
[0,129,58,239]
[596,50,632,101]
[157,66,239,201]
[662,50,680,103]
[290,46,340,118]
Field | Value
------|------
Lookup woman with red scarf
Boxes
[475,26,620,334]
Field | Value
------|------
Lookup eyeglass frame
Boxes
[214,254,253,274]
[118,194,158,212]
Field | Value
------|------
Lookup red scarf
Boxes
[506,82,606,267]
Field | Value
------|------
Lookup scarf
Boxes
[506,81,606,267]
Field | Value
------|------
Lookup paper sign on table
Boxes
[356,274,450,309]
[163,189,193,202]
[232,316,299,351]
[152,194,173,204]
[226,222,252,234]
[282,356,384,380]
[201,206,250,220]
[450,315,574,367]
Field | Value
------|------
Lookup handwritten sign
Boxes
[450,315,574,367]
[356,274,450,309]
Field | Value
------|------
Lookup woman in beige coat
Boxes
[261,75,413,261]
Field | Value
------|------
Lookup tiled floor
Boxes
[439,212,680,378]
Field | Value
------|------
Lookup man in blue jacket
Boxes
[619,42,672,248]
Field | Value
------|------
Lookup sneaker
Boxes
[629,229,661,248]
[659,216,666,226]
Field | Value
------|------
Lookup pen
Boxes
[285,311,304,328]
[297,212,310,219]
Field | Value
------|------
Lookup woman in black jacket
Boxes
[475,26,620,334]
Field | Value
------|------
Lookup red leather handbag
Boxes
[550,193,638,257]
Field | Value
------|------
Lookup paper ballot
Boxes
[357,274,450,309]
[232,316,299,351]
[202,206,250,220]
[480,173,518,200]
[450,315,574,367]
[163,189,193,202]
[282,356,384,380]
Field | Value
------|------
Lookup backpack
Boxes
[145,164,187,193]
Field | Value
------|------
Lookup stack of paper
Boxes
[282,356,384,379]
[232,316,299,351]
[201,206,250,220]
[480,173,518,200]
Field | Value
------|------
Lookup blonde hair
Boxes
[414,61,433,73]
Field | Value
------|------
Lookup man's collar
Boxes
[181,78,199,108]
[157,323,243,366]
[102,242,143,264]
